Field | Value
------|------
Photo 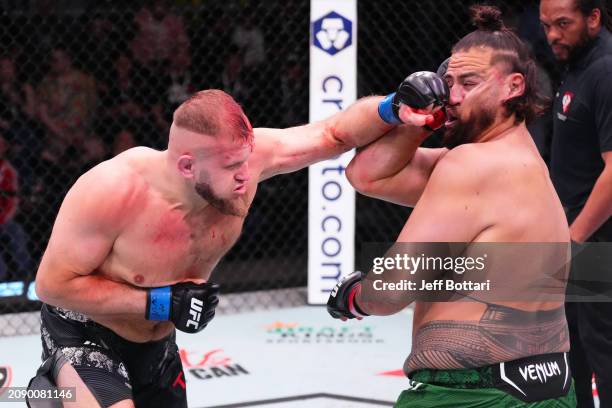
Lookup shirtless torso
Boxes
[344,40,572,375]
[100,148,261,341]
[405,131,570,373]
[34,95,394,344]
[351,123,570,374]
[44,147,259,342]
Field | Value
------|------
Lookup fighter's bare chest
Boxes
[103,205,245,286]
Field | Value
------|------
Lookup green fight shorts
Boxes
[395,352,577,407]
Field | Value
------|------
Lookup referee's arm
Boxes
[570,151,612,242]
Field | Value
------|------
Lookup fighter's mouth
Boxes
[445,111,459,128]
[234,184,247,194]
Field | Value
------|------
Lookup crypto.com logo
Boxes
[312,11,353,55]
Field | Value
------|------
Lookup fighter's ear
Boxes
[587,8,601,33]
[504,72,525,101]
[177,154,195,179]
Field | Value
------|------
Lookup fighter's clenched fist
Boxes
[378,71,449,130]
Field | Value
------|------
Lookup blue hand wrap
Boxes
[378,92,402,125]
[147,286,171,321]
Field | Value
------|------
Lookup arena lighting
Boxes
[0,281,38,301]
[0,281,24,297]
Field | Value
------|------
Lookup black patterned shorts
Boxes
[38,304,187,408]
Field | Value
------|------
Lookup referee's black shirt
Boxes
[550,28,612,219]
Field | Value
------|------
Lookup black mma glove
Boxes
[146,281,220,334]
[378,71,449,130]
[327,271,369,320]
[437,57,450,77]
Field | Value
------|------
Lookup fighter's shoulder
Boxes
[431,144,488,183]
[249,127,284,169]
[251,127,284,151]
[69,148,149,203]
[430,143,523,197]
[446,142,543,184]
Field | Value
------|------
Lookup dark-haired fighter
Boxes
[30,89,398,408]
[328,6,576,407]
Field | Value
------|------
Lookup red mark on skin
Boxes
[153,214,175,243]
[153,230,164,244]
[134,274,144,284]
[426,109,446,129]
[222,99,253,144]
[323,124,348,148]
[183,267,198,277]
[153,212,186,244]
[242,114,254,148]
[211,230,216,239]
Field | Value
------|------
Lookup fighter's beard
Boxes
[566,28,595,64]
[442,106,496,149]
[195,182,248,217]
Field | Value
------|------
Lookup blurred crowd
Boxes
[0,0,309,282]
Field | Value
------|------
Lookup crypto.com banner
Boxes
[308,0,357,304]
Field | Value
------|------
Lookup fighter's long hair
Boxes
[452,5,550,125]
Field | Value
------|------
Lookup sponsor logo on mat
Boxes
[180,349,249,381]
[264,322,384,344]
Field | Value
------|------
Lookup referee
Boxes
[540,0,612,406]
